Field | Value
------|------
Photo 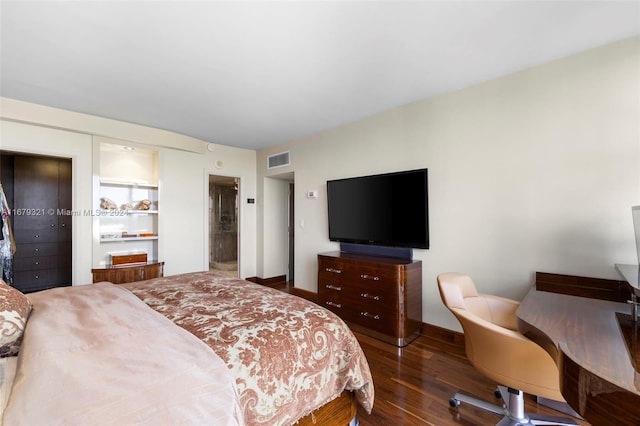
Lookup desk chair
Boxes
[437,272,578,426]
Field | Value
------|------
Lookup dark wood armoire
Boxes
[0,152,72,293]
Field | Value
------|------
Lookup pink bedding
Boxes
[3,282,243,425]
[123,271,374,426]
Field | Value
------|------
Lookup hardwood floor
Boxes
[352,331,589,426]
[275,282,588,426]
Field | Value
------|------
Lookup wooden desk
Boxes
[517,289,640,425]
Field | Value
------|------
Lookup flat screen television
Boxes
[327,168,429,250]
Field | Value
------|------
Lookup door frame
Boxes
[204,172,241,277]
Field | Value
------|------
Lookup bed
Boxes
[0,271,374,425]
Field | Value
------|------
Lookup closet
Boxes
[0,152,72,293]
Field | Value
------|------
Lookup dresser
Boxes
[92,261,164,284]
[318,251,422,347]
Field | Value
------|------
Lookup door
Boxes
[209,175,239,277]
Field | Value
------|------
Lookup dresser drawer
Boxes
[13,242,62,258]
[14,268,71,293]
[13,226,61,243]
[324,300,398,337]
[318,258,346,279]
[320,280,396,310]
[342,264,399,287]
[14,255,59,271]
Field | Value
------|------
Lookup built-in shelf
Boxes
[99,210,158,215]
[100,236,159,243]
[100,179,158,189]
[94,139,160,268]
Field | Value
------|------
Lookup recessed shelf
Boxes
[100,179,158,189]
[98,209,158,216]
[100,236,159,243]
[96,139,160,268]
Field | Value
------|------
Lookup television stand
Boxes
[318,251,422,347]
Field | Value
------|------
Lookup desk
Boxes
[616,264,640,322]
[517,289,640,425]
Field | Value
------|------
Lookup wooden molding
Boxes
[244,275,287,287]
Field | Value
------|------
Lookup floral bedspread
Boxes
[123,271,374,426]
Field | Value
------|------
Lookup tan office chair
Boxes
[437,272,578,426]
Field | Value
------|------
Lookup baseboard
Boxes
[289,287,317,302]
[420,322,465,357]
[245,275,287,287]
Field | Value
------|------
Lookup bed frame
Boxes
[296,390,357,425]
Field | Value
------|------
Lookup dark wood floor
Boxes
[352,331,589,426]
[276,283,587,425]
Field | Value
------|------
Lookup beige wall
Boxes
[0,100,258,282]
[258,36,640,331]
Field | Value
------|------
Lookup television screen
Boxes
[327,169,429,249]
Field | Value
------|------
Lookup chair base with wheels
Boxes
[449,386,578,426]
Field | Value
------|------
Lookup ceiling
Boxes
[1,1,639,150]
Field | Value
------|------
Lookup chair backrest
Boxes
[437,272,565,401]
[437,272,518,330]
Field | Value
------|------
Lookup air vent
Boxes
[267,151,291,169]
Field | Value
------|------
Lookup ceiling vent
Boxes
[267,151,291,169]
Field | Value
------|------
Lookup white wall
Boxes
[158,148,205,275]
[0,100,258,282]
[159,144,258,279]
[203,143,258,280]
[258,36,640,331]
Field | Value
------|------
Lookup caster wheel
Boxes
[494,389,502,399]
[449,398,460,408]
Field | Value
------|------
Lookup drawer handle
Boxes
[360,311,380,320]
[34,275,39,280]
[34,248,39,252]
[325,301,342,308]
[325,284,342,291]
[35,261,39,265]
[325,268,342,274]
[360,274,380,281]
[360,292,380,301]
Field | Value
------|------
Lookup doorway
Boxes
[209,175,239,277]
[288,182,294,284]
[0,152,72,293]
[265,173,294,285]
